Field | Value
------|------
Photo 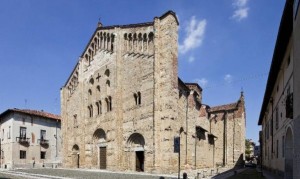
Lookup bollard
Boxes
[183,172,187,179]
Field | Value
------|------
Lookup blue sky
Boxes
[0,0,285,144]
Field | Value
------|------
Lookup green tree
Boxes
[245,139,252,161]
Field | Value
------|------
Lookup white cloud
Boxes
[231,0,249,21]
[232,8,249,21]
[233,0,248,7]
[179,16,207,54]
[195,78,208,88]
[224,74,233,84]
[188,56,195,63]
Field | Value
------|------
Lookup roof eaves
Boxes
[63,62,79,87]
[157,10,179,25]
[258,1,293,125]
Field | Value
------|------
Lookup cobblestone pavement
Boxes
[0,168,178,179]
[0,171,30,179]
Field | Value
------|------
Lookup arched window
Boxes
[88,49,92,63]
[106,97,112,112]
[111,34,115,52]
[128,33,132,51]
[134,93,138,105]
[134,92,141,106]
[137,92,141,105]
[100,33,103,49]
[99,101,102,114]
[107,34,111,51]
[91,43,95,57]
[148,32,154,54]
[96,102,99,115]
[133,33,137,52]
[138,33,143,52]
[89,78,94,85]
[106,80,110,95]
[105,69,110,77]
[96,101,102,115]
[88,105,93,118]
[124,33,128,52]
[143,33,147,53]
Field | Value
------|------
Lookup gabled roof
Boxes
[63,11,179,88]
[0,108,61,121]
[209,102,238,113]
[178,78,191,92]
[184,83,203,92]
[80,10,179,58]
[258,1,293,125]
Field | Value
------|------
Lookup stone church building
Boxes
[61,11,246,174]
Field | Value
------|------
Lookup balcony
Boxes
[38,139,49,145]
[286,93,293,119]
[16,137,30,144]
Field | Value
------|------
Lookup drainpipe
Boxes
[185,90,189,165]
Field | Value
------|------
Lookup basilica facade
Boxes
[61,11,245,174]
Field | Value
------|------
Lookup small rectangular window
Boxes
[40,151,46,159]
[20,150,26,159]
[40,130,46,140]
[20,127,27,139]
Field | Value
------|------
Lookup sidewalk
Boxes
[211,167,246,179]
[213,166,284,179]
[256,166,283,179]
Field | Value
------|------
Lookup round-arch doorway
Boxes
[93,128,107,169]
[285,127,293,179]
[72,144,80,168]
[127,133,145,172]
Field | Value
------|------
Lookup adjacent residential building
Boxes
[254,145,260,158]
[0,109,61,169]
[258,0,300,178]
[61,11,246,174]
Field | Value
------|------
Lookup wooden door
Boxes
[100,147,107,169]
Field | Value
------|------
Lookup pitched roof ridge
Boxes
[209,102,238,112]
[98,21,154,30]
[6,108,61,120]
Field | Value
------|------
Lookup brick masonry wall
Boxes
[61,11,246,174]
